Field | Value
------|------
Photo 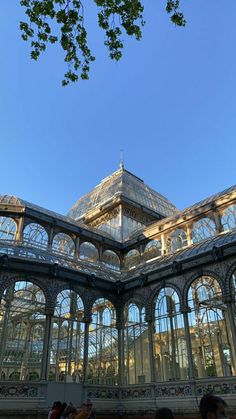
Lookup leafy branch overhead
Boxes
[20,0,185,86]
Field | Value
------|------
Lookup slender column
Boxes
[117,324,124,385]
[224,298,236,373]
[83,317,91,383]
[15,217,24,242]
[186,225,192,246]
[213,211,223,233]
[41,308,53,380]
[181,306,195,379]
[75,237,80,259]
[161,234,166,255]
[0,286,14,378]
[48,228,54,251]
[147,319,156,382]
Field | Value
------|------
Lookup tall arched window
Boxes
[51,290,84,382]
[52,233,75,257]
[124,303,150,384]
[124,249,140,269]
[0,281,45,381]
[192,218,216,243]
[102,250,120,271]
[79,242,98,262]
[188,276,235,378]
[0,217,16,241]
[154,288,187,381]
[221,205,236,231]
[167,229,187,253]
[143,240,162,262]
[88,298,118,385]
[23,223,48,249]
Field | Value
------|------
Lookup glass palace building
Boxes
[0,165,236,417]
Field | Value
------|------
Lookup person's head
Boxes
[199,394,228,419]
[82,399,93,414]
[64,405,77,419]
[52,401,62,410]
[155,407,174,419]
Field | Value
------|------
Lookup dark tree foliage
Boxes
[20,0,185,86]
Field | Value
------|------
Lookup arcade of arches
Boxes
[1,169,236,416]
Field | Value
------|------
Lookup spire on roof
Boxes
[120,149,124,170]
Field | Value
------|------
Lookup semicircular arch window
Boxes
[154,287,187,381]
[0,280,46,381]
[124,249,140,269]
[51,289,84,382]
[89,298,117,385]
[167,229,187,253]
[124,303,150,384]
[221,205,236,232]
[23,223,48,249]
[192,218,216,243]
[0,216,16,241]
[79,242,98,262]
[52,233,75,257]
[187,276,235,378]
[102,250,120,271]
[144,239,162,261]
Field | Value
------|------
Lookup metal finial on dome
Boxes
[120,149,124,170]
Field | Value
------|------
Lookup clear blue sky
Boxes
[1,1,236,216]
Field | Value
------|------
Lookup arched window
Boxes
[188,276,235,378]
[88,298,117,385]
[192,218,216,243]
[79,242,98,262]
[52,233,75,257]
[124,249,140,269]
[0,217,16,241]
[167,229,187,253]
[143,240,162,262]
[154,288,187,381]
[102,250,120,271]
[221,205,236,231]
[23,223,48,249]
[0,281,46,381]
[124,303,150,385]
[51,290,84,382]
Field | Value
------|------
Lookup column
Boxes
[83,317,91,383]
[181,306,195,379]
[213,211,223,233]
[41,308,53,380]
[161,234,166,255]
[186,225,192,246]
[75,236,80,259]
[147,319,156,382]
[15,217,24,242]
[225,298,236,373]
[48,227,54,252]
[117,323,124,385]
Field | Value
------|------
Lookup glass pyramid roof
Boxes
[68,167,178,220]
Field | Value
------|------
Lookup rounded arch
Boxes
[124,249,140,269]
[192,217,216,243]
[183,270,226,307]
[79,241,99,262]
[0,279,46,381]
[89,297,118,385]
[23,222,48,249]
[221,205,236,232]
[51,288,85,382]
[166,229,188,253]
[225,261,236,297]
[52,232,75,257]
[151,282,183,318]
[102,249,120,271]
[143,239,162,262]
[0,216,17,241]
